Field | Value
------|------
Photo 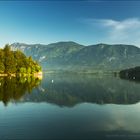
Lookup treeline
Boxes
[0,44,41,74]
[119,66,140,80]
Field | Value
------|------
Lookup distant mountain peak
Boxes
[47,41,84,47]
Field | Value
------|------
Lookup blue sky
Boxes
[0,0,140,47]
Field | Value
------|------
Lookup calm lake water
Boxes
[0,73,140,140]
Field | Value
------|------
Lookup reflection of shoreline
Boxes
[34,72,43,79]
[0,71,43,79]
[3,74,140,107]
[0,76,42,106]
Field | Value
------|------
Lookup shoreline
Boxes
[0,71,43,78]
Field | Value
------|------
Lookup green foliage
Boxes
[120,66,140,80]
[20,67,27,73]
[0,63,5,73]
[0,44,41,74]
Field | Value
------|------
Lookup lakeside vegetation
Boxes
[119,66,140,81]
[0,44,41,76]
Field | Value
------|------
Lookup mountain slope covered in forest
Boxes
[11,42,140,71]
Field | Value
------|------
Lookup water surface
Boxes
[0,73,140,140]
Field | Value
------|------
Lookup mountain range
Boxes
[11,41,140,72]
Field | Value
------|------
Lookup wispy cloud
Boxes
[83,18,140,47]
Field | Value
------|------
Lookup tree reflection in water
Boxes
[0,76,41,106]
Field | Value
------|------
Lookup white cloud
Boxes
[83,18,140,47]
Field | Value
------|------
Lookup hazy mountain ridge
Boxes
[11,42,140,71]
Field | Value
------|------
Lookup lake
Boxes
[0,73,140,140]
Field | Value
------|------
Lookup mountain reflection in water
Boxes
[17,73,140,107]
[1,73,140,107]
